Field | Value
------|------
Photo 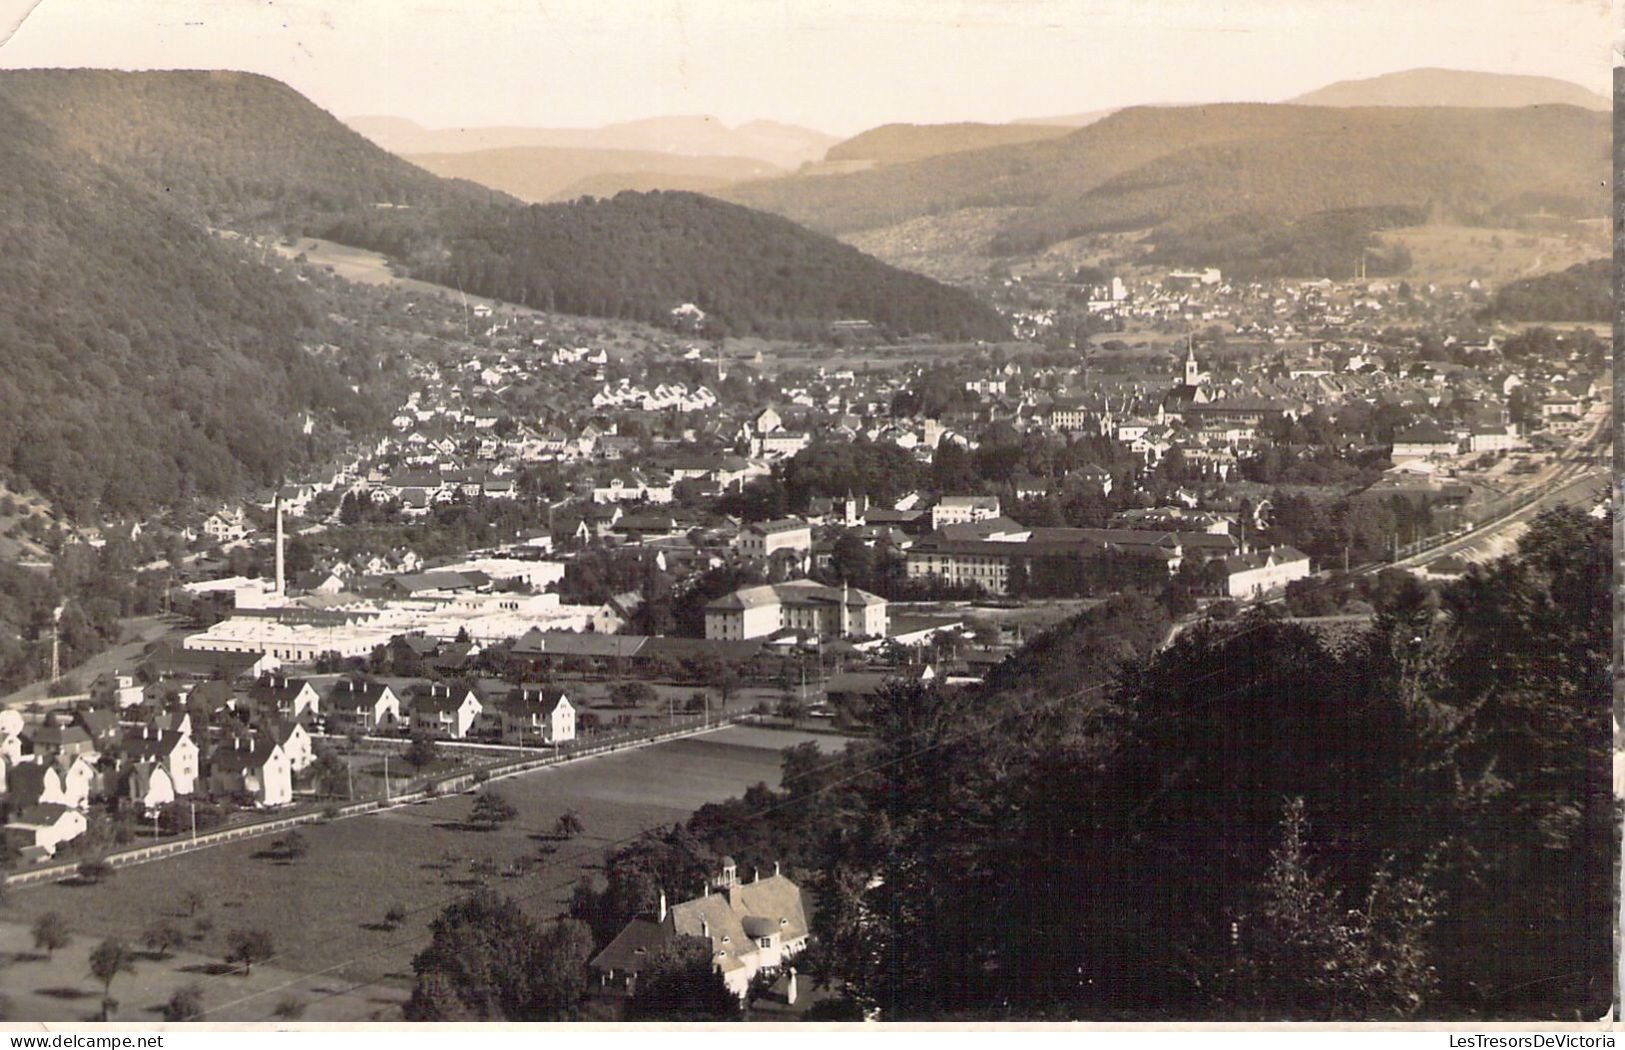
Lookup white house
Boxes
[5,804,89,859]
[201,508,251,544]
[931,496,1002,530]
[409,683,483,739]
[499,685,576,745]
[269,720,315,774]
[90,672,145,709]
[56,755,96,809]
[127,729,200,796]
[326,679,402,733]
[7,762,67,809]
[127,762,177,815]
[1391,424,1460,463]
[210,738,292,807]
[1468,424,1524,453]
[248,674,324,721]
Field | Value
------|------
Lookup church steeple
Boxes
[1184,336,1201,387]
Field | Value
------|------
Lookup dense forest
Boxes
[0,91,387,517]
[410,507,1609,1021]
[327,191,1006,340]
[0,69,501,229]
[725,104,1608,273]
[798,507,1611,1019]
[1479,258,1611,322]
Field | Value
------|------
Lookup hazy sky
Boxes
[0,0,1612,135]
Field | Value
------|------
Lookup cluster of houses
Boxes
[0,662,578,864]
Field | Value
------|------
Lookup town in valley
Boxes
[0,5,1611,1025]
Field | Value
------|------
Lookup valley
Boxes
[0,51,1609,1027]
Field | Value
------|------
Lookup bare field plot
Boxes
[0,726,830,1021]
[1377,224,1605,285]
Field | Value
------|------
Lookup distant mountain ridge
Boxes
[823,122,1073,166]
[347,114,836,170]
[721,101,1608,277]
[403,145,783,204]
[1289,68,1608,110]
[1008,69,1605,127]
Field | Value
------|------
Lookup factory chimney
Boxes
[274,495,286,598]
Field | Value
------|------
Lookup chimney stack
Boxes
[274,496,286,598]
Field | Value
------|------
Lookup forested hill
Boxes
[721,103,1609,273]
[1,69,1000,340]
[1479,258,1611,322]
[0,92,379,518]
[325,190,1007,340]
[0,69,508,226]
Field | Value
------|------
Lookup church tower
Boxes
[1184,338,1202,387]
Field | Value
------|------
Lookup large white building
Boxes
[1391,424,1460,463]
[705,580,888,641]
[931,495,1002,530]
[1223,546,1313,599]
[737,518,812,560]
[1467,424,1524,453]
[183,592,602,664]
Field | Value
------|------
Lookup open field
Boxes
[0,725,846,1021]
[0,922,389,1023]
[1376,224,1606,285]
